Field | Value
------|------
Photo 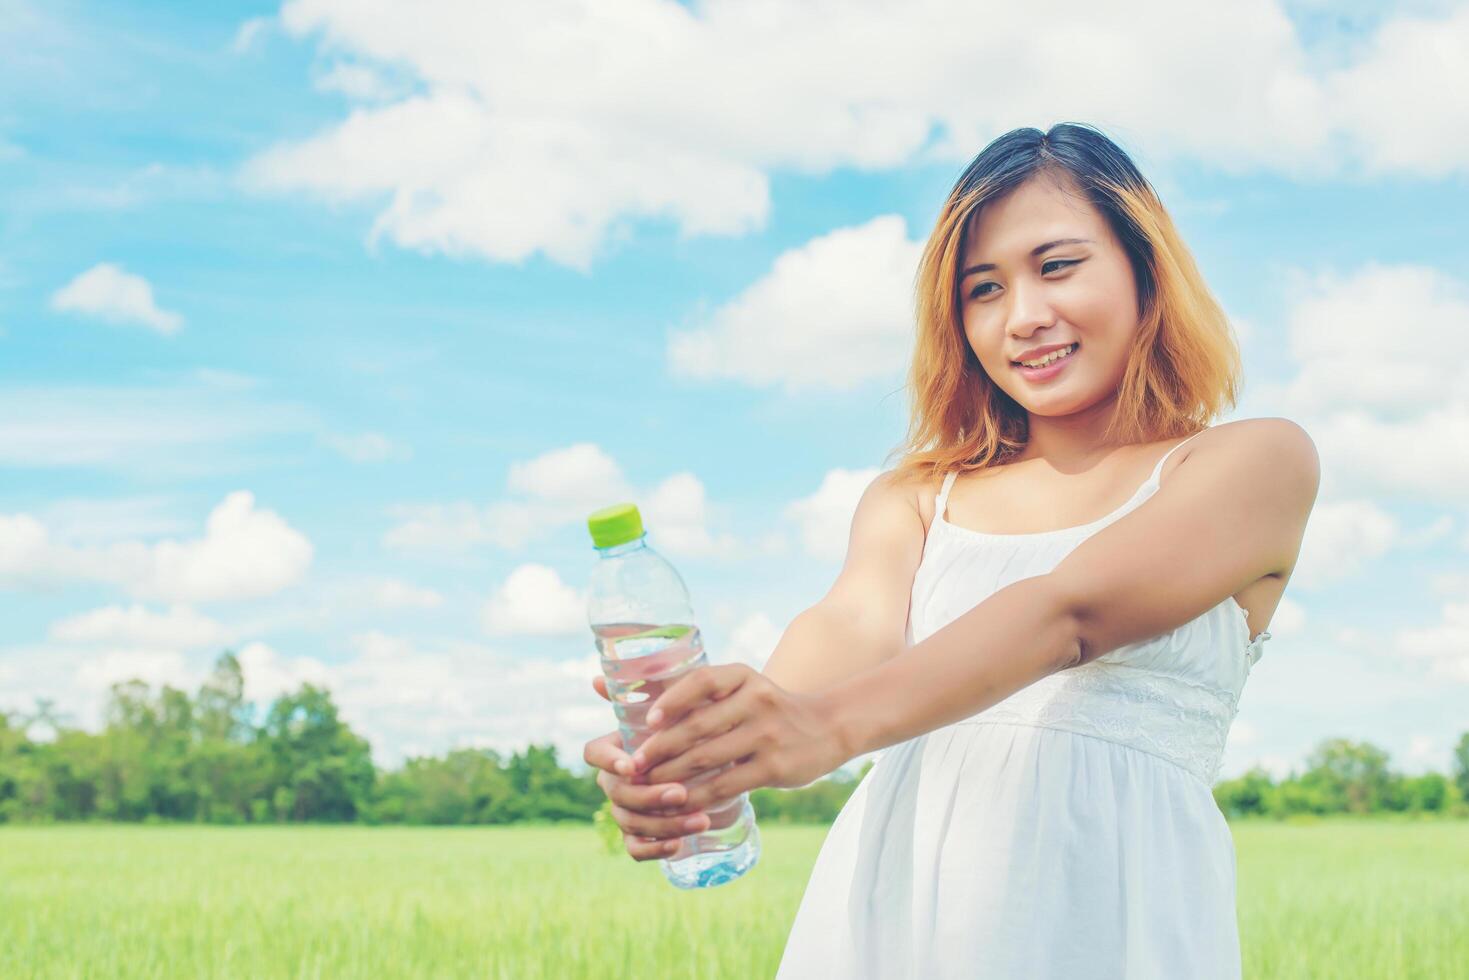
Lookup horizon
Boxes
[2,0,1467,782]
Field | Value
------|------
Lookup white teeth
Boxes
[1019,344,1076,368]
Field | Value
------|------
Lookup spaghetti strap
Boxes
[934,470,959,522]
[1146,428,1210,486]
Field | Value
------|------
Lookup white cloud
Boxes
[643,472,740,558]
[482,564,586,637]
[74,649,194,695]
[1321,5,1469,179]
[312,61,405,102]
[49,262,183,335]
[506,442,628,501]
[193,368,261,391]
[49,604,228,649]
[372,579,444,610]
[384,441,738,560]
[237,641,332,704]
[326,631,608,768]
[1268,263,1469,504]
[667,215,923,392]
[1394,599,1469,682]
[242,1,1469,269]
[1234,753,1299,782]
[1405,733,1444,774]
[132,492,314,603]
[36,497,189,544]
[1431,570,1469,597]
[1290,498,1399,589]
[720,612,783,672]
[34,163,229,214]
[1267,595,1308,636]
[1280,265,1468,417]
[231,16,271,54]
[321,431,411,463]
[0,383,310,475]
[1227,719,1260,748]
[784,467,883,561]
[0,629,609,770]
[385,442,628,554]
[1402,514,1456,549]
[0,491,313,603]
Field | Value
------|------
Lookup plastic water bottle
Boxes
[586,501,760,889]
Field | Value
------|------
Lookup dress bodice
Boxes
[902,430,1268,785]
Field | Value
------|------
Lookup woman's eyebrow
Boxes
[961,238,1094,278]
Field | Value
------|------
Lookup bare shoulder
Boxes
[819,467,928,613]
[1175,416,1320,577]
[864,466,930,513]
[1187,417,1320,500]
[868,464,953,530]
[1049,418,1320,660]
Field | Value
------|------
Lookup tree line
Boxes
[2,652,1466,825]
[1212,736,1469,819]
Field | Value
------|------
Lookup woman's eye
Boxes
[968,259,1078,300]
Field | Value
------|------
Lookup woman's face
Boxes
[958,172,1141,419]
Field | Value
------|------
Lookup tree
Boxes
[1212,766,1276,818]
[1402,773,1449,813]
[0,710,33,822]
[196,651,252,743]
[368,749,514,824]
[1454,732,1469,804]
[260,685,374,821]
[97,680,202,820]
[499,744,602,822]
[21,697,69,741]
[1300,738,1394,814]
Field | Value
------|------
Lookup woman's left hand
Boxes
[629,664,853,815]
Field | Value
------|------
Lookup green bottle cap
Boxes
[587,502,645,549]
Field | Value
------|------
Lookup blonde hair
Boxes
[885,123,1242,485]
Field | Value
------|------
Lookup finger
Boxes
[644,663,753,735]
[599,770,691,814]
[624,831,683,863]
[634,687,750,775]
[583,730,636,776]
[645,723,759,785]
[592,674,611,702]
[683,757,767,815]
[611,801,710,840]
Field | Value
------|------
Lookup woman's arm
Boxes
[631,419,1318,808]
[582,468,925,852]
[826,418,1319,759]
[762,470,926,694]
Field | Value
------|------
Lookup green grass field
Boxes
[1,820,1465,979]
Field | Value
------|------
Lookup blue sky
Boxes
[1,0,1467,780]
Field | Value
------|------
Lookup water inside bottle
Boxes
[594,621,756,878]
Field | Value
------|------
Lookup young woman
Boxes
[584,122,1319,978]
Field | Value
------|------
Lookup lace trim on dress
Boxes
[950,662,1242,786]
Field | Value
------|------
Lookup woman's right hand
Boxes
[584,675,712,861]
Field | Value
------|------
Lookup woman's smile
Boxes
[1012,341,1079,381]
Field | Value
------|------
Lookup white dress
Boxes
[776,430,1270,980]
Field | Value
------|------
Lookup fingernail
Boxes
[682,814,707,832]
[661,787,684,804]
[632,753,646,770]
[647,707,663,725]
[615,758,632,775]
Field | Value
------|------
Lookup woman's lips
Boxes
[1012,343,1078,381]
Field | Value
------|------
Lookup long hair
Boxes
[885,122,1242,484]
